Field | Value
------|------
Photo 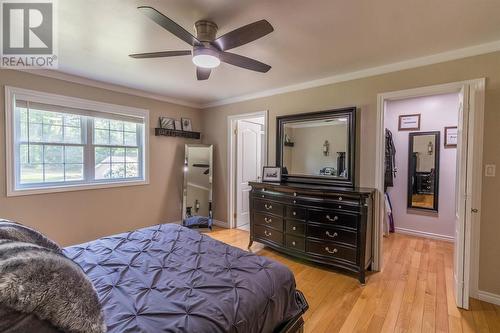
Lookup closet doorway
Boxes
[227,111,268,231]
[375,79,485,310]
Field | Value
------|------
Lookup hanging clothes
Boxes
[384,129,396,234]
[384,129,397,191]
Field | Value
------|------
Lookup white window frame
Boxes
[5,86,150,196]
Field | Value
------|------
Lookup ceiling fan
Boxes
[129,6,274,80]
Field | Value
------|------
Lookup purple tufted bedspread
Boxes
[63,224,302,333]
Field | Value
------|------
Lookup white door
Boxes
[454,85,471,309]
[236,120,263,228]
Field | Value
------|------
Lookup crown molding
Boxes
[200,39,500,108]
[13,39,500,110]
[15,69,202,109]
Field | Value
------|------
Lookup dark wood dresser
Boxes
[248,181,375,283]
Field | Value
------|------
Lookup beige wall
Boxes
[0,69,201,246]
[202,51,500,295]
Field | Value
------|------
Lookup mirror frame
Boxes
[182,144,214,221]
[276,107,356,187]
[407,131,440,212]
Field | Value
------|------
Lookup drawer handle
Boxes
[325,247,338,254]
[292,241,296,246]
[292,226,297,231]
[338,196,343,201]
[264,230,272,237]
[292,211,297,216]
[264,204,273,210]
[326,215,339,222]
[264,217,272,224]
[261,195,265,198]
[338,205,342,209]
[293,200,297,204]
[326,231,338,238]
[293,192,297,197]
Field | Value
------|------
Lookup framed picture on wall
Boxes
[181,118,193,131]
[398,114,421,131]
[174,120,182,131]
[159,117,175,129]
[444,126,458,148]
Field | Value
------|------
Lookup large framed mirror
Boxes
[407,131,440,211]
[276,107,356,187]
[182,144,213,226]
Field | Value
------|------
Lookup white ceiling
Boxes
[54,0,500,106]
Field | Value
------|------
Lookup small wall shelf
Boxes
[155,128,200,139]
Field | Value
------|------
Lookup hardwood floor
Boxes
[206,228,500,333]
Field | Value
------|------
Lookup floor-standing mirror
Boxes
[182,144,213,229]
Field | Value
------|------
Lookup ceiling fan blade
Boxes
[129,50,192,58]
[214,20,273,51]
[138,6,200,46]
[220,52,271,73]
[197,67,211,80]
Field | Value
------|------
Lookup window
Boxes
[6,87,149,196]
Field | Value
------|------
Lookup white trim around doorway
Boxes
[374,79,485,308]
[227,111,269,229]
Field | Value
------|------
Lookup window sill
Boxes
[7,179,149,197]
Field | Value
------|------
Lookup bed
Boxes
[63,223,308,333]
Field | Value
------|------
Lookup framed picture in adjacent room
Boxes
[159,117,175,129]
[174,120,182,131]
[181,118,193,131]
[262,166,281,182]
[398,114,421,131]
[444,126,458,148]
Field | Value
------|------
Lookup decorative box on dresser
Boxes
[248,181,375,284]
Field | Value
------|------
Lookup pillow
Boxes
[0,239,106,333]
[0,219,61,253]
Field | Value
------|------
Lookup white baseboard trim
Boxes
[394,227,454,242]
[473,290,500,306]
[213,219,229,229]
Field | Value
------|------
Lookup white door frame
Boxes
[374,79,485,307]
[227,110,268,229]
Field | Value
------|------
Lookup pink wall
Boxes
[386,93,459,239]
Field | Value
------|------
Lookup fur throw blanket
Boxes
[0,222,106,333]
[0,220,61,253]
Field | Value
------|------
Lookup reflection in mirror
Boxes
[182,144,213,227]
[408,132,440,211]
[282,117,349,178]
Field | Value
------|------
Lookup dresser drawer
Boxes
[253,199,284,216]
[285,235,305,252]
[285,220,305,236]
[307,225,357,246]
[306,240,357,263]
[308,209,358,229]
[254,225,283,245]
[285,206,307,220]
[254,213,283,231]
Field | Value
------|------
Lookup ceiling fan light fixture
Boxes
[192,47,220,68]
[192,54,220,68]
